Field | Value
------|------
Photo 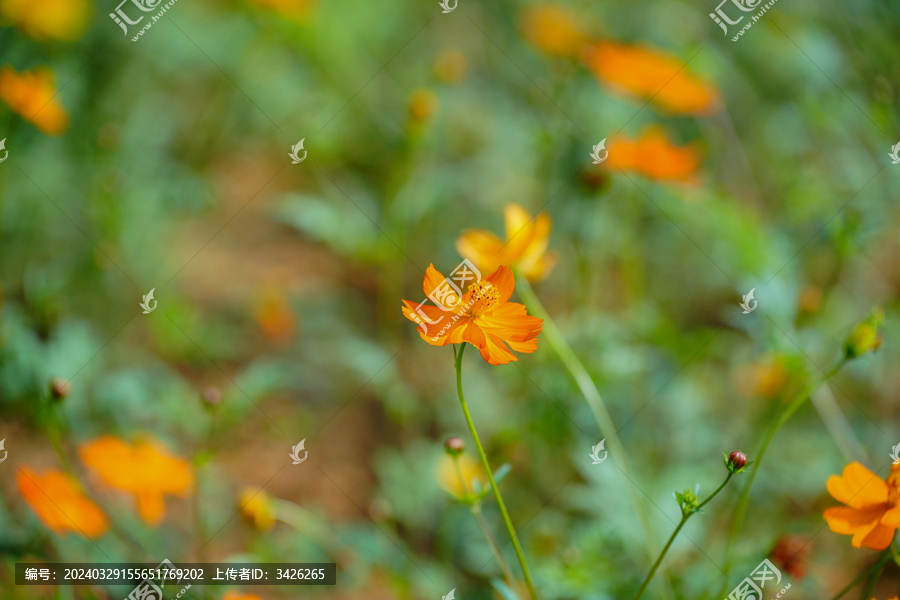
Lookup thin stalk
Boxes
[720,358,847,591]
[516,276,669,594]
[452,455,517,588]
[454,343,540,600]
[633,473,733,600]
[859,553,888,600]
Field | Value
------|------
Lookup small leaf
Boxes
[493,463,512,484]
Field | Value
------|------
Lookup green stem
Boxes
[859,553,888,600]
[632,473,733,600]
[452,455,518,588]
[516,276,671,596]
[454,343,540,600]
[473,506,518,588]
[720,357,847,592]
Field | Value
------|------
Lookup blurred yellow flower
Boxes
[0,0,91,41]
[79,436,194,525]
[457,203,558,282]
[0,66,70,135]
[604,128,701,183]
[437,453,486,499]
[582,41,719,115]
[734,356,790,400]
[16,467,109,538]
[409,88,439,122]
[222,592,263,600]
[434,48,468,84]
[520,5,588,58]
[251,0,313,21]
[238,488,276,531]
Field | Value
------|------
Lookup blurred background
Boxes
[1,0,900,598]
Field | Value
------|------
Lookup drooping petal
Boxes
[463,323,517,365]
[824,505,885,535]
[853,521,896,550]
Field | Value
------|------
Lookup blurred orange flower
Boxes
[222,592,263,600]
[520,5,588,58]
[0,0,91,41]
[582,42,719,115]
[457,203,558,282]
[238,488,276,531]
[0,66,70,135]
[254,288,297,345]
[823,461,900,550]
[401,264,543,365]
[605,128,701,183]
[16,467,108,538]
[251,0,313,21]
[79,436,194,525]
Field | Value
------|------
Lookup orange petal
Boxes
[827,462,888,508]
[485,266,516,304]
[854,521,896,550]
[456,230,504,276]
[422,263,449,298]
[824,505,884,535]
[136,492,166,525]
[477,313,543,342]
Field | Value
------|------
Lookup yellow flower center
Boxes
[469,281,501,316]
[887,463,900,505]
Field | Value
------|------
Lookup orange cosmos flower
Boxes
[0,0,91,41]
[823,461,900,550]
[605,128,701,183]
[16,467,109,538]
[0,66,70,135]
[456,203,558,282]
[520,4,588,58]
[401,264,542,365]
[582,41,719,115]
[79,436,194,525]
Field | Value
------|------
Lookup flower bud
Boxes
[726,451,747,473]
[444,437,465,456]
[50,378,71,400]
[675,486,701,517]
[845,308,884,359]
[201,386,222,407]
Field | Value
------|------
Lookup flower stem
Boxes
[632,473,733,600]
[451,454,518,588]
[720,357,848,591]
[516,276,671,596]
[454,343,540,600]
[859,552,888,600]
